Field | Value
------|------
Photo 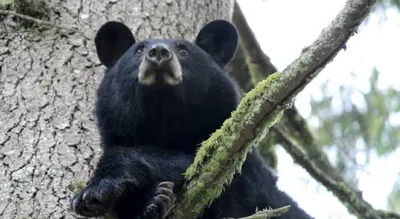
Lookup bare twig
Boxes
[226,206,291,219]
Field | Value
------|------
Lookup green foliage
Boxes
[306,68,399,187]
[309,68,399,156]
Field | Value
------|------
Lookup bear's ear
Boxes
[195,20,238,66]
[95,21,136,68]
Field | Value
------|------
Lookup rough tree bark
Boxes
[0,0,233,218]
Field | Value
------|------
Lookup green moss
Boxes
[68,181,87,194]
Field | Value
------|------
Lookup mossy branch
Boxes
[168,0,377,218]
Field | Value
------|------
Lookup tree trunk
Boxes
[0,1,233,218]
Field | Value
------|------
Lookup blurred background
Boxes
[237,0,400,218]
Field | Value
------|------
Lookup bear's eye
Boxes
[178,46,188,57]
[135,45,144,56]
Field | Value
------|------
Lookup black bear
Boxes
[70,19,313,219]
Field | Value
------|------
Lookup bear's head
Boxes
[94,20,238,90]
[94,20,240,147]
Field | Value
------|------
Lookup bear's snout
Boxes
[146,44,172,66]
[138,43,182,87]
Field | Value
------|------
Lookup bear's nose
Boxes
[146,44,172,65]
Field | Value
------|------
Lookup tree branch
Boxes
[226,42,254,93]
[168,0,378,218]
[231,1,277,81]
[277,108,346,181]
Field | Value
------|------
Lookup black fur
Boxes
[71,20,313,219]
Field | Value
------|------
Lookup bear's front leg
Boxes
[70,146,151,217]
[70,146,193,218]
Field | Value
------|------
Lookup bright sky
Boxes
[237,0,400,218]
